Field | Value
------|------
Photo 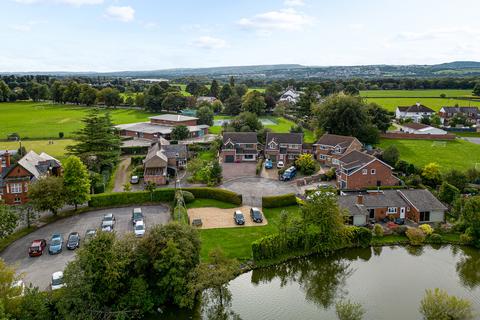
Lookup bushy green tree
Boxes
[241,90,266,115]
[209,80,220,98]
[421,162,443,188]
[366,103,392,132]
[461,196,480,247]
[79,84,98,106]
[0,204,18,238]
[98,87,122,107]
[223,94,242,115]
[335,300,365,320]
[219,84,234,102]
[171,125,190,141]
[438,182,460,205]
[382,145,400,166]
[444,169,468,191]
[197,106,214,126]
[419,288,474,320]
[63,156,91,210]
[226,112,263,132]
[162,91,186,112]
[28,176,65,216]
[295,153,316,175]
[472,82,480,96]
[16,285,52,320]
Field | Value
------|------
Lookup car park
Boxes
[134,220,145,237]
[130,175,140,184]
[66,232,80,250]
[132,208,143,225]
[233,210,245,225]
[101,213,115,231]
[277,161,285,169]
[51,271,65,290]
[250,207,263,223]
[264,159,273,169]
[48,234,63,255]
[28,239,46,257]
[85,229,97,241]
[280,166,297,181]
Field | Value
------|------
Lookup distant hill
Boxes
[3,61,480,79]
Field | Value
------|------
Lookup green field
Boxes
[360,89,474,98]
[0,102,153,139]
[378,138,480,171]
[364,97,480,112]
[0,139,75,160]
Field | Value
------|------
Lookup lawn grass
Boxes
[186,199,237,209]
[197,150,216,161]
[455,132,480,137]
[360,89,474,98]
[0,101,153,139]
[196,205,301,261]
[0,139,75,160]
[363,97,480,112]
[378,138,480,171]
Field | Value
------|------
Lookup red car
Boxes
[28,239,47,257]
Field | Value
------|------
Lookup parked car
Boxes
[101,213,115,231]
[132,208,143,225]
[130,175,139,184]
[250,207,263,223]
[85,229,97,241]
[277,161,285,169]
[66,232,80,250]
[28,239,46,257]
[233,210,245,225]
[395,218,405,225]
[134,220,145,237]
[280,166,297,181]
[48,234,63,255]
[264,159,273,169]
[51,271,65,290]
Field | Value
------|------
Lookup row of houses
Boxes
[395,103,480,125]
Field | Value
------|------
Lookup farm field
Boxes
[360,89,475,98]
[0,102,152,139]
[378,138,480,172]
[364,97,480,112]
[0,139,75,160]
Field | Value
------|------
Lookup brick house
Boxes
[0,151,62,205]
[337,150,400,190]
[143,138,187,185]
[339,189,446,225]
[115,114,209,141]
[395,103,435,123]
[221,132,258,163]
[439,106,480,125]
[264,132,303,164]
[313,134,362,167]
[1,150,17,170]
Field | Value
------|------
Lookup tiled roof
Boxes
[339,150,376,170]
[266,132,303,145]
[397,104,435,113]
[314,134,358,147]
[222,132,258,144]
[399,189,447,211]
[441,106,479,114]
[17,151,61,179]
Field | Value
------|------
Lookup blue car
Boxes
[48,234,63,255]
[264,159,273,169]
[280,166,297,181]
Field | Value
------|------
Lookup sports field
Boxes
[360,89,474,98]
[379,138,480,172]
[0,139,75,160]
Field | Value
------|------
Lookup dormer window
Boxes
[224,141,235,149]
[268,140,277,149]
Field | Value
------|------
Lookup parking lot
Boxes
[0,205,170,291]
[188,205,268,229]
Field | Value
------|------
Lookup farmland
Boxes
[378,138,480,172]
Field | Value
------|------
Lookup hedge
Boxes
[262,194,297,208]
[182,187,242,205]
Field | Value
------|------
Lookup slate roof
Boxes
[399,189,447,211]
[266,132,303,145]
[338,196,369,216]
[441,106,479,114]
[149,114,198,122]
[339,150,377,171]
[17,151,61,179]
[314,134,358,148]
[144,141,187,165]
[115,122,208,135]
[397,104,435,113]
[222,132,258,144]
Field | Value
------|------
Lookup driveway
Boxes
[188,205,268,229]
[0,205,170,291]
[464,137,480,145]
[221,177,299,206]
[113,157,132,192]
[222,162,257,180]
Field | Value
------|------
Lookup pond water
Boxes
[161,245,480,320]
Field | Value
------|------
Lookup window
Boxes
[319,145,327,150]
[332,159,339,165]
[244,144,254,149]
[319,155,326,160]
[387,207,397,214]
[288,144,299,149]
[288,154,296,160]
[10,183,22,194]
[14,197,21,203]
[371,169,376,175]
[268,142,277,149]
[244,154,254,160]
[419,211,430,222]
[362,169,368,175]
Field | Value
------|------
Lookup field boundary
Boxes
[380,132,456,140]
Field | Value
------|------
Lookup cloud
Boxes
[284,0,304,6]
[13,0,103,5]
[238,8,313,32]
[192,36,227,49]
[105,6,135,22]
[9,20,46,32]
[394,27,480,42]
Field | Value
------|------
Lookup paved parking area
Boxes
[222,162,257,180]
[0,205,170,291]
[188,205,268,229]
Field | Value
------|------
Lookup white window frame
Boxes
[319,155,326,160]
[243,154,254,160]
[10,183,22,194]
[14,197,21,203]
[319,145,328,150]
[288,144,299,149]
[371,169,376,175]
[362,169,368,175]
[387,207,397,214]
[332,159,339,165]
[268,141,277,149]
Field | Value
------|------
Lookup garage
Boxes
[225,155,235,163]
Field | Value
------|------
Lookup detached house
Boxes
[339,189,447,225]
[264,133,303,164]
[398,123,448,135]
[313,134,362,167]
[395,103,435,123]
[439,106,480,125]
[221,132,258,163]
[143,138,187,185]
[337,150,400,190]
[278,87,302,104]
[0,151,62,205]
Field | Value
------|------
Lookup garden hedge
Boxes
[262,194,297,208]
[182,187,242,205]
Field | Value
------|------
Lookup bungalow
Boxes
[395,103,435,123]
[143,138,187,185]
[313,134,362,167]
[398,123,448,135]
[337,150,400,190]
[221,132,258,163]
[439,106,480,125]
[0,151,62,205]
[115,114,209,141]
[264,132,303,164]
[339,189,447,225]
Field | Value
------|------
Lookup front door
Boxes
[400,207,406,219]
[369,209,375,220]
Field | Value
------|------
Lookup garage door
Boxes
[225,155,235,163]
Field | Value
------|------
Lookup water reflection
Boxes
[456,246,480,289]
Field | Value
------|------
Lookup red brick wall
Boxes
[2,165,32,205]
[144,175,167,185]
[380,133,455,140]
[341,160,399,190]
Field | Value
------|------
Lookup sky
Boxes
[1,0,480,72]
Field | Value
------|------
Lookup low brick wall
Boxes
[381,133,456,140]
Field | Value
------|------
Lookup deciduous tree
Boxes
[171,125,190,141]
[419,288,474,320]
[196,106,214,126]
[241,91,266,115]
[63,156,91,210]
[28,176,65,216]
[0,204,18,238]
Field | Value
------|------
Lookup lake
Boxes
[161,245,480,319]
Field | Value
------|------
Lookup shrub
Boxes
[393,225,408,236]
[59,132,64,139]
[373,224,383,237]
[256,159,264,175]
[460,233,473,245]
[335,300,365,320]
[419,224,434,236]
[131,155,146,167]
[183,187,242,205]
[428,233,443,244]
[89,189,176,207]
[262,194,297,208]
[325,168,336,180]
[406,228,426,246]
[181,191,195,204]
[347,226,372,248]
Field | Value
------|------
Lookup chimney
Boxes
[356,195,363,205]
[5,151,10,168]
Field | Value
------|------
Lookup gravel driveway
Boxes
[0,205,170,291]
[188,205,268,229]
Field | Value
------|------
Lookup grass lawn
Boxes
[186,199,237,209]
[378,138,480,171]
[0,101,153,139]
[363,97,480,112]
[454,132,480,137]
[0,139,75,160]
[196,205,301,261]
[360,89,474,98]
[197,150,216,161]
